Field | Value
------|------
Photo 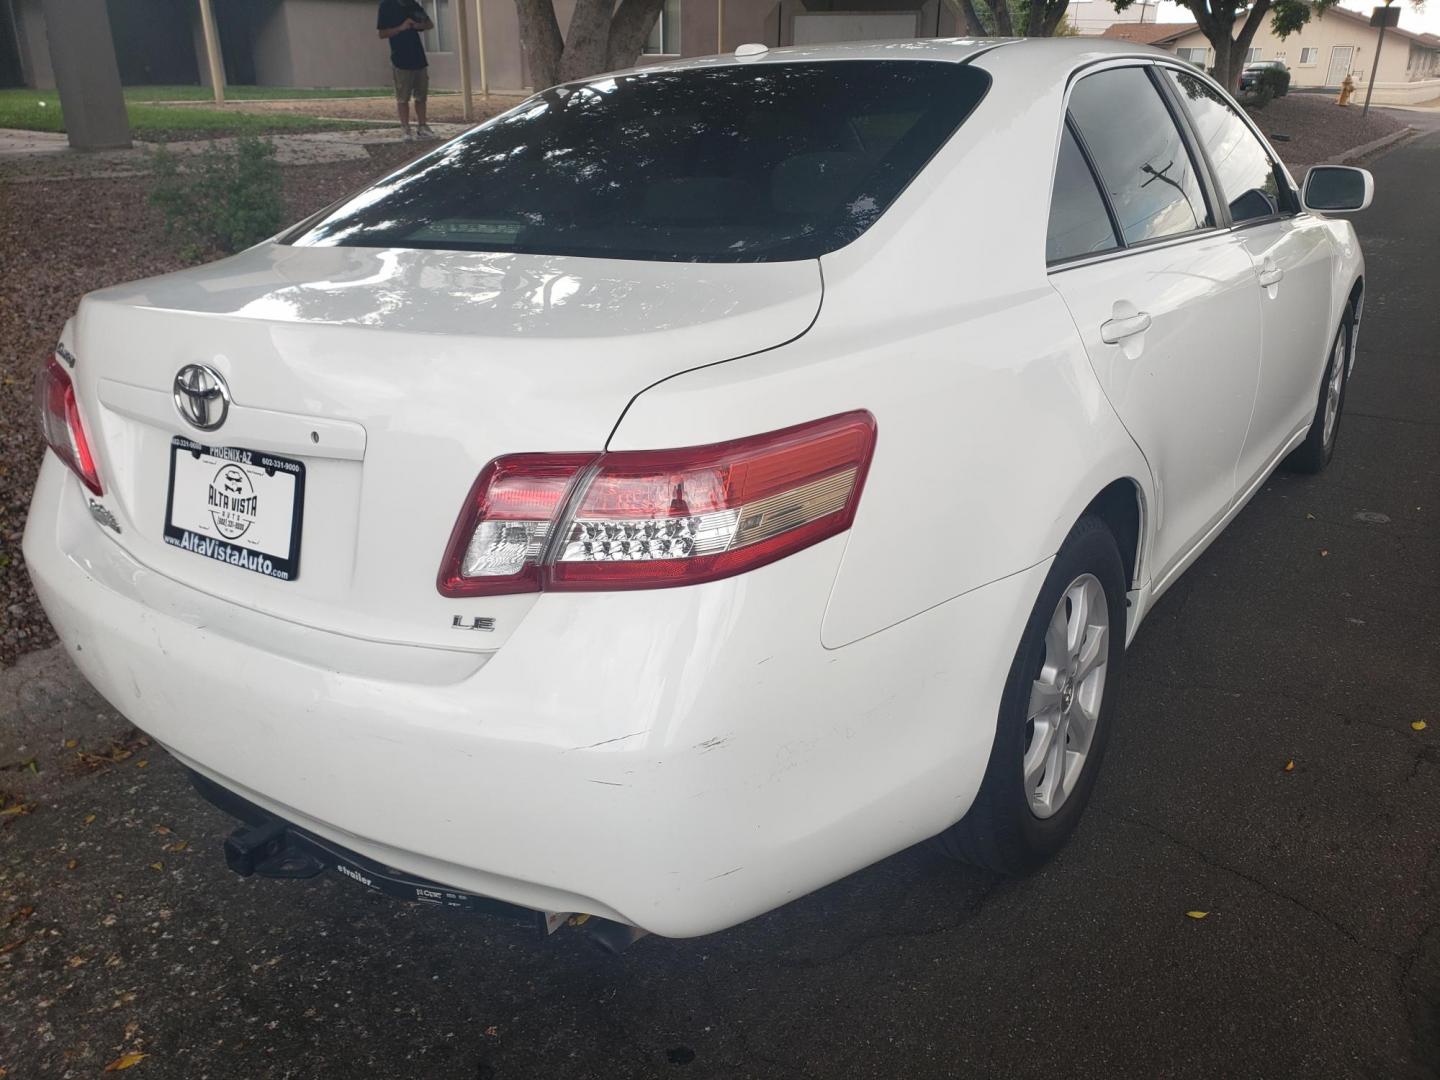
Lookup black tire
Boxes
[931,515,1127,875]
[1284,312,1353,475]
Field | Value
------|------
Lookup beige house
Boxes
[1103,7,1440,97]
[2,0,973,96]
[1061,0,1161,36]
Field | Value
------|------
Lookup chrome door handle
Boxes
[1257,265,1284,287]
[1100,311,1152,344]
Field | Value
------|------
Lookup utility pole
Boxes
[1362,0,1398,117]
[456,0,474,120]
[197,0,225,106]
[474,0,490,97]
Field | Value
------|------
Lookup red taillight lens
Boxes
[437,412,876,597]
[35,355,102,496]
[550,411,876,591]
[437,453,595,597]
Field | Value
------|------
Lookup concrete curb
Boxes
[1335,126,1418,164]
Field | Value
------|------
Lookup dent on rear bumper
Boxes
[25,458,1047,936]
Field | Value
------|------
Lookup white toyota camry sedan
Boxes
[26,37,1371,944]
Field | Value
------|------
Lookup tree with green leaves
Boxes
[1113,0,1410,92]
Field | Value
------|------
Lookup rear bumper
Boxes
[26,457,1047,936]
[188,768,550,923]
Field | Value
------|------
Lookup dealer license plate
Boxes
[163,436,305,581]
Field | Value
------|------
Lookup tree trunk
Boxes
[941,0,989,37]
[991,0,1014,36]
[514,0,563,89]
[1208,34,1231,88]
[557,0,614,82]
[1193,0,1271,91]
[1033,0,1069,36]
[1226,0,1272,90]
[514,0,667,91]
[606,0,667,70]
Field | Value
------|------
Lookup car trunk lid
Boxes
[68,242,821,653]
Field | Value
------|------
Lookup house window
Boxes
[423,0,451,53]
[1176,46,1208,67]
[1246,47,1261,63]
[644,0,681,55]
[1300,46,1318,65]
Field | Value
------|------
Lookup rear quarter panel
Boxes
[610,60,1154,647]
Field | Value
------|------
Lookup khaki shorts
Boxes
[393,65,429,104]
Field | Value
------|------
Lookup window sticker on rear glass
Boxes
[406,219,526,243]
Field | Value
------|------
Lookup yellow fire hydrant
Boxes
[1337,73,1356,106]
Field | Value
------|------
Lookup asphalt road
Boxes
[2,132,1437,1080]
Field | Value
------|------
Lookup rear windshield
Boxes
[288,61,990,262]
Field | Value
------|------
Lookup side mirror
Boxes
[1302,166,1374,213]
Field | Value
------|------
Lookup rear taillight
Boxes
[438,453,597,597]
[36,355,102,496]
[437,411,876,597]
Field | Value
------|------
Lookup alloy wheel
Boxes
[1323,329,1347,448]
[1024,573,1109,819]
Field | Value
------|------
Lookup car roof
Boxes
[612,35,1167,76]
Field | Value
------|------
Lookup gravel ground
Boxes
[0,95,1412,669]
[1246,92,1406,167]
[0,141,429,667]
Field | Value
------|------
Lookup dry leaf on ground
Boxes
[0,935,31,955]
[104,1052,148,1071]
[4,905,33,927]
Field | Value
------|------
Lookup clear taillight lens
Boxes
[437,412,876,597]
[35,355,102,496]
[438,453,594,597]
[549,412,876,591]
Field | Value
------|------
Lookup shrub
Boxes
[149,135,285,260]
[1243,83,1276,110]
[1259,66,1291,98]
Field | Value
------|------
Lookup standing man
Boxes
[377,0,435,140]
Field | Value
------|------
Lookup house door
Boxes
[1326,46,1356,86]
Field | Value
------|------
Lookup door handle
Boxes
[1100,310,1152,344]
[1257,264,1284,288]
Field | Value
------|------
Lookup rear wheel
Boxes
[932,516,1126,874]
[1285,314,1352,474]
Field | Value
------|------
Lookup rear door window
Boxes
[1047,123,1120,263]
[1163,68,1291,224]
[289,61,991,263]
[1066,67,1211,247]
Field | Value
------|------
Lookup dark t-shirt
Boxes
[377,0,428,70]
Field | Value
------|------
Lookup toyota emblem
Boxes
[173,364,231,431]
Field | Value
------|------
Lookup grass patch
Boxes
[0,89,375,141]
